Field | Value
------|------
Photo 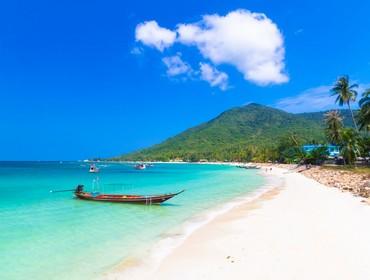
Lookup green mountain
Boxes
[113,103,354,162]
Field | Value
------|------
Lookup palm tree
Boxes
[359,89,370,107]
[324,110,343,144]
[339,128,361,165]
[358,89,370,131]
[331,76,359,131]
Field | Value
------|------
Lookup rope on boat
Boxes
[50,189,75,193]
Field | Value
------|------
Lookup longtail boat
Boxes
[74,185,184,204]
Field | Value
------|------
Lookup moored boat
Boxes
[74,185,184,204]
[236,164,261,169]
[134,164,146,170]
[89,164,99,173]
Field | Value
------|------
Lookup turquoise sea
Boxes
[0,162,264,280]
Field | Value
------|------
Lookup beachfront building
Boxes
[302,144,340,158]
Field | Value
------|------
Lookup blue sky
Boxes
[0,0,369,160]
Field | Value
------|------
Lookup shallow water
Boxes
[0,162,264,280]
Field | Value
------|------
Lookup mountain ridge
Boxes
[112,104,354,162]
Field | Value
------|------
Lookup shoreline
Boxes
[103,167,285,279]
[104,165,370,280]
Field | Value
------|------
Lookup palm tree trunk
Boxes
[348,102,359,131]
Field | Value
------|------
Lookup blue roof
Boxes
[302,144,340,157]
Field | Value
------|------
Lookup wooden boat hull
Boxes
[75,190,184,204]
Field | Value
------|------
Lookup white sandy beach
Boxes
[107,167,370,280]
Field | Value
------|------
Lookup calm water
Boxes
[0,162,264,280]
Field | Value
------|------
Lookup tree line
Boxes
[324,76,369,165]
[186,76,369,165]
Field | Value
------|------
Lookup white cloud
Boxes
[130,46,143,55]
[162,54,192,76]
[199,63,228,90]
[177,9,288,85]
[294,28,304,35]
[275,83,370,113]
[135,21,176,51]
[135,9,288,87]
[275,86,335,113]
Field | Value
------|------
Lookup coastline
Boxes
[103,167,283,279]
[105,165,370,280]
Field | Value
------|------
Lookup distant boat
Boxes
[237,164,261,169]
[74,185,184,204]
[135,164,146,170]
[89,164,99,173]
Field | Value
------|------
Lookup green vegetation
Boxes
[296,110,354,127]
[303,146,329,165]
[358,89,370,131]
[113,104,330,162]
[112,104,347,163]
[339,128,362,165]
[324,111,343,144]
[112,76,369,165]
[325,76,369,166]
[331,75,359,131]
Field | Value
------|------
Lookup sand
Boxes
[106,167,370,280]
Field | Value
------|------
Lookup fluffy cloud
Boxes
[135,21,176,51]
[162,54,192,76]
[177,10,288,85]
[135,9,288,87]
[199,63,228,90]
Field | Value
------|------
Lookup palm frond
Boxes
[349,83,359,90]
[359,89,370,107]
